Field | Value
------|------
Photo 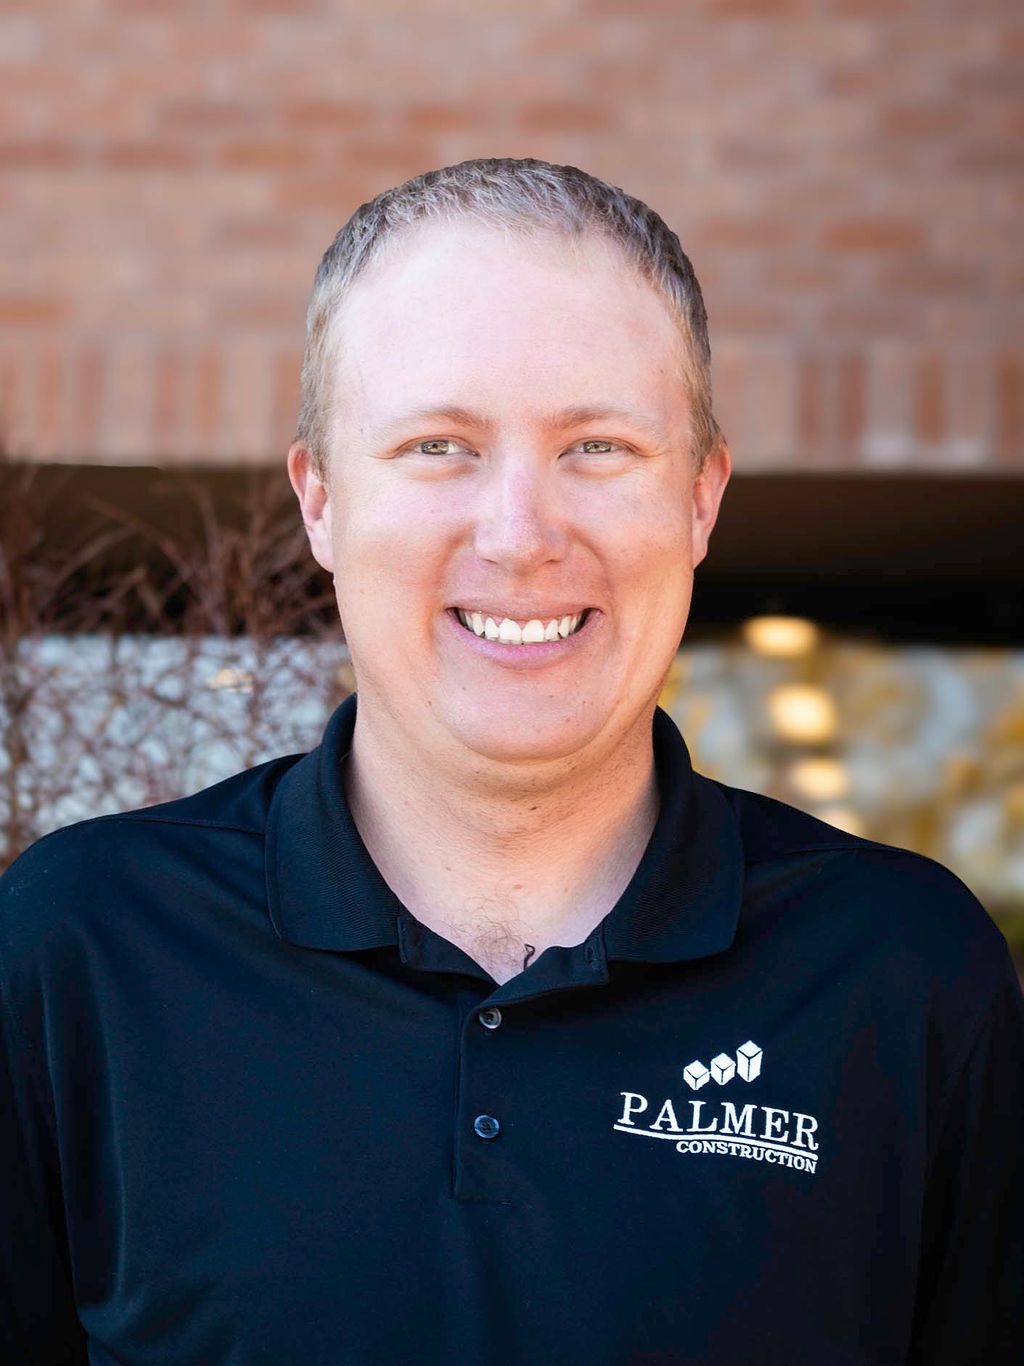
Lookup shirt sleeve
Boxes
[906,943,1024,1365]
[0,887,88,1363]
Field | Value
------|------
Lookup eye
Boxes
[412,438,470,457]
[567,439,635,460]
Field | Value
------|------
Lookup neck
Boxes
[342,698,661,982]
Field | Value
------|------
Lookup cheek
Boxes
[330,481,457,617]
[602,494,692,589]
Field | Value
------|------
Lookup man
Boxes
[2,157,1022,1364]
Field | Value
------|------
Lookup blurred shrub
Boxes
[0,454,348,869]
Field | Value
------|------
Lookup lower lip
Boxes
[443,608,598,667]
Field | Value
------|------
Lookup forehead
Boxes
[327,220,691,432]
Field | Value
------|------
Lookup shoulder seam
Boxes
[101,812,264,836]
[10,810,265,851]
[0,958,61,1152]
[921,946,1019,1187]
[744,841,869,867]
[743,841,974,876]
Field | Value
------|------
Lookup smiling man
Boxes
[2,158,1022,1366]
[286,195,728,987]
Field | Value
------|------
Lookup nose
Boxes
[472,454,568,574]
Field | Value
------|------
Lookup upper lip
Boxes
[449,605,592,618]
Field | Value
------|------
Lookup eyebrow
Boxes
[375,403,671,444]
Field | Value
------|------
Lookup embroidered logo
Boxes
[683,1039,762,1090]
[614,1040,821,1177]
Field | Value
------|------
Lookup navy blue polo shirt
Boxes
[2,692,1022,1365]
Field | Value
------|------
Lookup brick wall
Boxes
[0,0,1020,471]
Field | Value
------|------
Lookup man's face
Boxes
[289,221,730,771]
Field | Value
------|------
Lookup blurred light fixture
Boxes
[767,684,838,743]
[815,805,865,837]
[742,615,820,658]
[788,756,850,802]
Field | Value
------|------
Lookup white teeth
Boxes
[455,608,587,644]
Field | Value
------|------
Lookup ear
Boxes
[287,442,335,575]
[690,441,731,569]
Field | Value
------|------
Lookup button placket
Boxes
[454,997,519,1201]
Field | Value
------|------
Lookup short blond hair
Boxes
[296,156,724,481]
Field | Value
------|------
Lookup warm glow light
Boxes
[767,684,838,743]
[788,756,850,802]
[742,615,820,657]
[207,667,254,694]
[815,805,865,837]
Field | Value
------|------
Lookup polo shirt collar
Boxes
[265,692,744,967]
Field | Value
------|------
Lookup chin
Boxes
[443,699,601,767]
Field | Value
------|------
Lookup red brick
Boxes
[72,346,106,458]
[194,348,223,451]
[226,0,325,13]
[914,352,945,444]
[216,293,305,329]
[344,139,434,172]
[213,218,300,249]
[837,352,866,451]
[0,347,29,455]
[706,303,789,333]
[822,220,928,253]
[952,64,1022,98]
[0,5,1016,475]
[827,0,915,13]
[770,262,841,293]
[874,260,986,297]
[164,22,263,61]
[994,349,1022,463]
[715,138,797,172]
[100,142,195,171]
[879,104,963,139]
[401,103,482,135]
[954,144,1024,175]
[219,141,314,171]
[279,100,376,132]
[154,347,184,454]
[823,302,914,335]
[0,139,79,169]
[33,340,64,457]
[0,296,70,327]
[272,347,302,450]
[268,178,365,214]
[796,353,824,455]
[699,218,796,250]
[160,99,263,134]
[708,0,810,14]
[519,101,617,134]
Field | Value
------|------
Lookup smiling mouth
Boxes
[451,608,592,644]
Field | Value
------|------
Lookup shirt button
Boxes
[474,1114,501,1140]
[478,1007,502,1030]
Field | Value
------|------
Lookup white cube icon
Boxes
[736,1040,762,1082]
[710,1052,736,1085]
[683,1060,710,1091]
